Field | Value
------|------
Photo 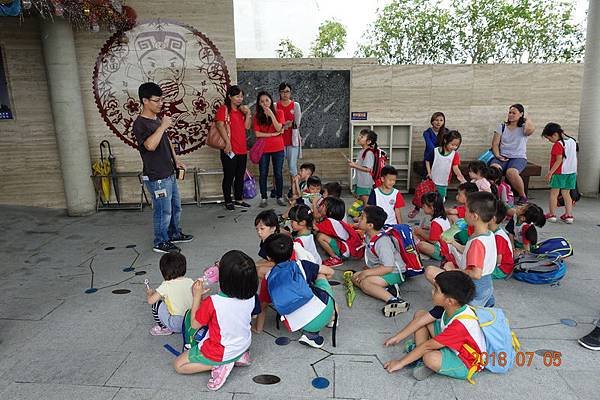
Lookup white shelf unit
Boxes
[349,123,413,192]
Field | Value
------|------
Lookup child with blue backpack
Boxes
[353,205,409,317]
[384,271,486,382]
[264,233,335,348]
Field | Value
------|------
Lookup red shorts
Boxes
[258,277,271,303]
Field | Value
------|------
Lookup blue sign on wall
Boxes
[351,112,368,121]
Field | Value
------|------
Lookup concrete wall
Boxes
[0,0,237,208]
[239,58,585,190]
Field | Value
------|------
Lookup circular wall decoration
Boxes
[93,19,231,154]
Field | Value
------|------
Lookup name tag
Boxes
[154,189,167,199]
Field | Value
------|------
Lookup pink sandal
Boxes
[207,362,234,391]
[234,351,251,367]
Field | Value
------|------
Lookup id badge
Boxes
[154,188,167,199]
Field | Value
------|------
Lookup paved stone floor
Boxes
[0,190,599,399]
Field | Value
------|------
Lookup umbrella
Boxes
[92,149,111,204]
[343,270,356,308]
[100,140,120,204]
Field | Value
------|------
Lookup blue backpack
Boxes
[267,260,314,315]
[512,253,567,284]
[457,306,521,383]
[531,237,573,259]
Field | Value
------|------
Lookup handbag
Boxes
[243,169,257,199]
[478,124,506,165]
[412,179,436,208]
[249,138,266,164]
[206,107,230,150]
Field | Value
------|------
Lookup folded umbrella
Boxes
[101,140,120,204]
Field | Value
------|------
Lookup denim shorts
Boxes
[471,274,495,307]
[490,157,527,173]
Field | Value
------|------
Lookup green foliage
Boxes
[357,0,585,64]
[310,20,347,58]
[276,38,304,58]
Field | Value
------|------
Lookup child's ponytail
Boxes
[422,191,447,220]
[542,122,570,158]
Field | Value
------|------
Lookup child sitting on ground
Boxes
[488,167,514,207]
[506,203,546,255]
[367,165,405,225]
[173,250,259,391]
[290,204,322,265]
[291,162,316,199]
[315,197,363,267]
[264,234,335,348]
[383,271,485,382]
[468,160,492,193]
[414,192,451,261]
[296,175,322,207]
[427,191,498,307]
[490,202,514,279]
[146,252,194,336]
[312,181,341,221]
[445,182,478,245]
[352,205,409,317]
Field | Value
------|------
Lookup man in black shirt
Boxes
[133,82,193,253]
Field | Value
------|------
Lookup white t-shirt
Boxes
[461,231,497,276]
[561,137,578,174]
[294,233,322,265]
[356,148,375,188]
[431,147,460,187]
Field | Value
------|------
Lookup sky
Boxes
[233,0,589,58]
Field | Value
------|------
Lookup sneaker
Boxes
[234,351,252,367]
[545,213,557,223]
[408,207,420,219]
[516,195,529,205]
[225,202,235,211]
[386,284,401,299]
[413,362,435,380]
[171,233,194,243]
[382,298,410,317]
[150,325,173,336]
[560,214,574,224]
[323,256,344,268]
[152,241,180,254]
[270,190,277,199]
[299,333,325,349]
[276,198,287,206]
[259,199,268,208]
[234,201,251,208]
[578,327,600,351]
[206,363,234,391]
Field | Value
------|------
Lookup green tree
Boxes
[310,20,347,57]
[276,38,304,58]
[357,0,585,64]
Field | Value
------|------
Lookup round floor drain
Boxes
[112,289,131,294]
[534,349,558,357]
[241,210,248,213]
[253,374,281,385]
[84,288,98,294]
[312,377,330,389]
[275,337,291,346]
[126,244,137,248]
[122,266,135,272]
[328,280,341,286]
[135,271,147,276]
[104,246,115,251]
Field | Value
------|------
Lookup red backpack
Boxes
[363,147,388,188]
[339,220,365,259]
[369,224,424,276]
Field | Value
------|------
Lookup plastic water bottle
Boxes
[441,218,468,242]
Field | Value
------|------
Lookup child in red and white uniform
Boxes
[316,197,364,267]
[428,192,498,308]
[414,192,451,261]
[367,165,405,226]
[506,202,546,255]
[542,122,578,224]
[445,182,478,244]
[383,270,486,382]
[490,202,514,279]
[289,204,322,265]
[173,250,260,391]
[427,130,467,200]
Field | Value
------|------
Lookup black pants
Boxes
[220,151,247,204]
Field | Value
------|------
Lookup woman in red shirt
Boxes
[253,91,285,207]
[215,85,252,211]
